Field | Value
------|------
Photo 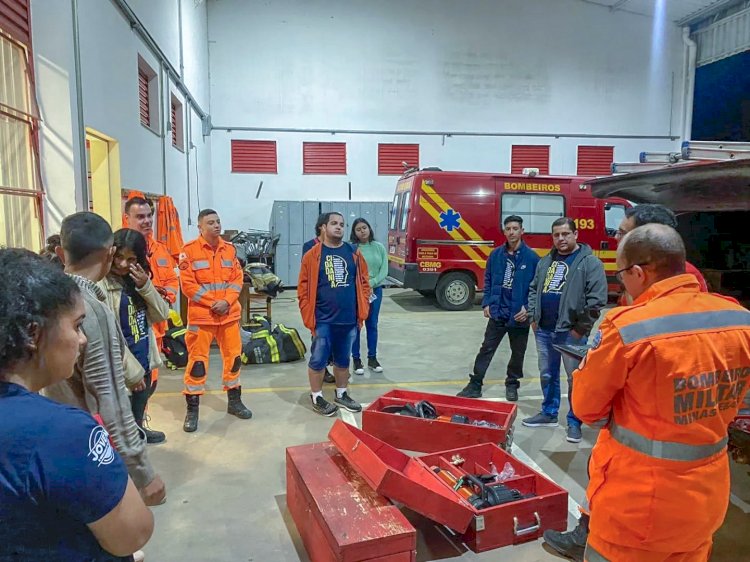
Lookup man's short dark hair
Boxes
[198,208,219,221]
[625,204,677,229]
[60,212,113,265]
[322,212,343,225]
[124,196,152,215]
[504,215,523,227]
[314,213,328,236]
[621,223,686,279]
[551,217,576,232]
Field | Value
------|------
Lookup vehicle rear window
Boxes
[389,193,401,230]
[502,193,564,234]
[400,192,411,231]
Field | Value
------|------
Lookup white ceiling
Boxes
[579,0,743,25]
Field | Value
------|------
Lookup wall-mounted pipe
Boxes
[109,0,209,126]
[212,125,677,141]
[681,26,697,141]
[186,106,192,226]
[159,62,168,195]
[71,0,89,209]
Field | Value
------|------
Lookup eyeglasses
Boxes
[615,263,648,282]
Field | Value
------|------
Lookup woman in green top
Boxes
[350,218,388,374]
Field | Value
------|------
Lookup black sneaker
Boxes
[522,413,559,427]
[367,357,383,373]
[334,391,362,413]
[457,379,482,398]
[323,367,335,384]
[144,428,166,444]
[567,425,583,443]
[505,386,518,402]
[543,514,588,562]
[353,358,365,375]
[311,395,339,416]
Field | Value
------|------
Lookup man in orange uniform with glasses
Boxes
[573,224,750,562]
[179,208,252,432]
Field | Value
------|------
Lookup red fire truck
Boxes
[387,169,630,310]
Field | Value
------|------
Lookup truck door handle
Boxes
[600,241,609,250]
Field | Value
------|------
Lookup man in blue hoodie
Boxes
[458,215,540,402]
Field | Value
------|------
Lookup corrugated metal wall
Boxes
[694,6,750,66]
[510,145,550,174]
[0,0,30,46]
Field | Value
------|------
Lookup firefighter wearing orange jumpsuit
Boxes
[179,208,252,432]
[573,224,750,562]
[124,197,179,383]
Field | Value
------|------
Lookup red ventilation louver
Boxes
[231,140,278,173]
[0,0,30,46]
[511,145,550,175]
[138,69,150,127]
[577,146,614,176]
[378,144,420,175]
[303,142,347,175]
[170,102,177,146]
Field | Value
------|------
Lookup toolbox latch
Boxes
[474,515,485,531]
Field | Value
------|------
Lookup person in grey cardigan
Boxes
[522,217,608,444]
[44,212,166,507]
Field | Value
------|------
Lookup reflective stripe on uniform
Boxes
[221,259,233,267]
[224,379,240,389]
[609,420,727,462]
[227,283,242,292]
[157,258,169,266]
[185,384,203,393]
[187,325,200,333]
[584,543,610,562]
[619,310,750,345]
[165,287,177,295]
[193,286,208,302]
[192,260,210,270]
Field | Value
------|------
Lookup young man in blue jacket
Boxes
[458,215,540,402]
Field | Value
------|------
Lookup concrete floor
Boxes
[144,289,750,561]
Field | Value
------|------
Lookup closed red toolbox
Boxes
[329,419,567,553]
[362,389,517,452]
[286,441,417,562]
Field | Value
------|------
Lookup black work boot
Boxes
[227,387,253,419]
[543,513,589,562]
[505,386,519,402]
[457,375,483,398]
[183,394,200,433]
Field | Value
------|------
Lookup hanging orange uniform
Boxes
[146,236,179,383]
[156,196,185,261]
[178,236,244,395]
[573,275,750,562]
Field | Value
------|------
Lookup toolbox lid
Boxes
[328,419,475,533]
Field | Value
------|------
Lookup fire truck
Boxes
[387,168,630,310]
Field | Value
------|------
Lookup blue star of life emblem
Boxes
[439,209,462,232]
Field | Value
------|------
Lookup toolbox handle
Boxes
[513,512,541,537]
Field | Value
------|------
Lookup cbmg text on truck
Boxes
[387,169,630,310]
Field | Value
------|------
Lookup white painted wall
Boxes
[31,0,210,239]
[207,0,686,231]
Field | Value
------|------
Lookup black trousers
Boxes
[130,371,152,427]
[471,318,530,389]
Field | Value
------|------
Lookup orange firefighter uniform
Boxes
[573,275,750,562]
[146,236,179,383]
[156,196,185,261]
[179,236,244,395]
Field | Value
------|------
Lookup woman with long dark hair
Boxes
[100,229,170,443]
[349,218,388,374]
[0,249,153,561]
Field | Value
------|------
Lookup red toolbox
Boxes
[286,441,417,562]
[329,419,567,553]
[362,389,517,453]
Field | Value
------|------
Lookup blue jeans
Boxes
[535,328,586,428]
[352,286,383,359]
[309,324,357,371]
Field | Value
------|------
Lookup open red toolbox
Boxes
[286,441,416,561]
[329,419,567,553]
[729,414,750,465]
[362,389,517,453]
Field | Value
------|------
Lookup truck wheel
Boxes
[436,272,475,311]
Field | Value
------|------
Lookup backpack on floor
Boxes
[272,324,307,362]
[241,329,280,365]
[162,326,188,369]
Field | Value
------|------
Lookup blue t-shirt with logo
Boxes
[316,243,358,325]
[539,249,580,330]
[0,382,130,561]
[497,253,517,321]
[119,288,150,373]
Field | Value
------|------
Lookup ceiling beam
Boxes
[677,0,747,26]
[609,0,631,12]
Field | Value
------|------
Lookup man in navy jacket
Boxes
[458,215,540,402]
